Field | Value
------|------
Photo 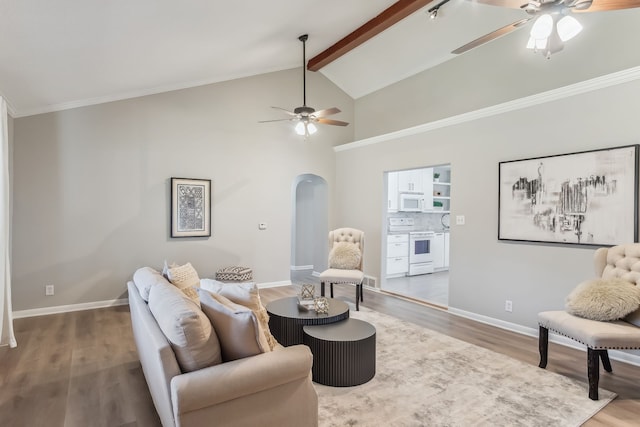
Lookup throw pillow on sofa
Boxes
[165,261,201,305]
[329,241,361,270]
[133,267,167,302]
[198,288,271,362]
[148,282,222,372]
[565,277,640,321]
[201,279,278,350]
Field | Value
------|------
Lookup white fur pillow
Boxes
[566,277,640,321]
[329,242,361,270]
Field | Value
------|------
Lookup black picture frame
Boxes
[170,177,211,238]
[498,145,639,246]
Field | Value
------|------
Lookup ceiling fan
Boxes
[259,34,349,138]
[452,0,640,58]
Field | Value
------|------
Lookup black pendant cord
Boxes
[299,34,308,107]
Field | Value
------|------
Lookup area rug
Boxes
[315,307,615,427]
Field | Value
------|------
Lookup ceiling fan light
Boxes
[530,14,553,39]
[557,16,583,42]
[295,121,306,136]
[307,122,318,135]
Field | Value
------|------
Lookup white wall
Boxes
[11,69,353,311]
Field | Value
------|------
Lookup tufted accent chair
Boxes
[538,243,640,400]
[318,228,365,310]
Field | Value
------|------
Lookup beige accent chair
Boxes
[538,243,640,400]
[319,228,365,310]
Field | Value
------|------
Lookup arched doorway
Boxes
[290,174,328,284]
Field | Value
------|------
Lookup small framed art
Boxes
[498,145,638,246]
[170,177,211,238]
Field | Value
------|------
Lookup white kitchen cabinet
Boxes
[387,171,399,212]
[444,232,450,268]
[386,234,408,277]
[398,169,423,193]
[432,232,445,270]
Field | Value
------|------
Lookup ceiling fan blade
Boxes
[470,0,530,9]
[258,118,296,123]
[451,18,531,55]
[573,0,640,11]
[316,118,349,126]
[270,106,298,116]
[311,107,341,118]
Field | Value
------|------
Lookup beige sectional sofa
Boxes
[127,267,318,427]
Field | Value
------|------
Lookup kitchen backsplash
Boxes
[388,212,450,231]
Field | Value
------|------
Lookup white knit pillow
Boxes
[329,242,361,270]
[166,262,201,305]
[566,277,640,321]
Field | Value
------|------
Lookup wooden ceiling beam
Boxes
[307,0,433,72]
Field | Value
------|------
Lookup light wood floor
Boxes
[1,284,639,426]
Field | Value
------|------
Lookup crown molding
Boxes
[335,65,640,152]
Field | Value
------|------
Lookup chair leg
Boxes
[320,282,325,297]
[360,282,364,302]
[600,350,612,373]
[355,284,360,311]
[330,283,334,298]
[538,326,548,369]
[588,348,601,400]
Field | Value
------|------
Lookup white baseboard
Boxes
[312,271,321,277]
[257,280,291,289]
[290,265,314,271]
[448,307,640,367]
[13,298,129,319]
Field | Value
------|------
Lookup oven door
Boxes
[410,234,434,264]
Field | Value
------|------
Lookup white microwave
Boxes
[399,193,424,212]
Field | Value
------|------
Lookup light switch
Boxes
[258,223,267,230]
[456,215,465,226]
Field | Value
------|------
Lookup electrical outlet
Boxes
[45,285,54,296]
[456,215,465,225]
[505,299,513,312]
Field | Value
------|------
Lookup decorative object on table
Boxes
[498,144,639,246]
[215,266,253,282]
[170,177,211,238]
[300,284,316,300]
[314,297,330,315]
[297,298,315,312]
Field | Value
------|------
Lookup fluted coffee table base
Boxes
[303,318,376,387]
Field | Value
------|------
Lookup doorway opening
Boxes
[381,165,451,307]
[290,174,328,285]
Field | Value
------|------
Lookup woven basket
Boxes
[216,266,253,282]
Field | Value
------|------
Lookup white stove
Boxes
[388,218,434,275]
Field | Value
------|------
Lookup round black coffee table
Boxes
[303,318,376,387]
[266,296,349,346]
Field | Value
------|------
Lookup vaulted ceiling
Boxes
[0,0,636,117]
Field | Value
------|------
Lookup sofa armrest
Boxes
[171,344,313,415]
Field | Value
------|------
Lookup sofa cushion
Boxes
[133,267,168,302]
[148,282,221,372]
[166,262,201,305]
[565,277,640,321]
[329,241,361,270]
[201,279,278,350]
[198,288,270,361]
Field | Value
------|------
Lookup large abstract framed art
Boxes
[498,145,639,246]
[170,177,211,238]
